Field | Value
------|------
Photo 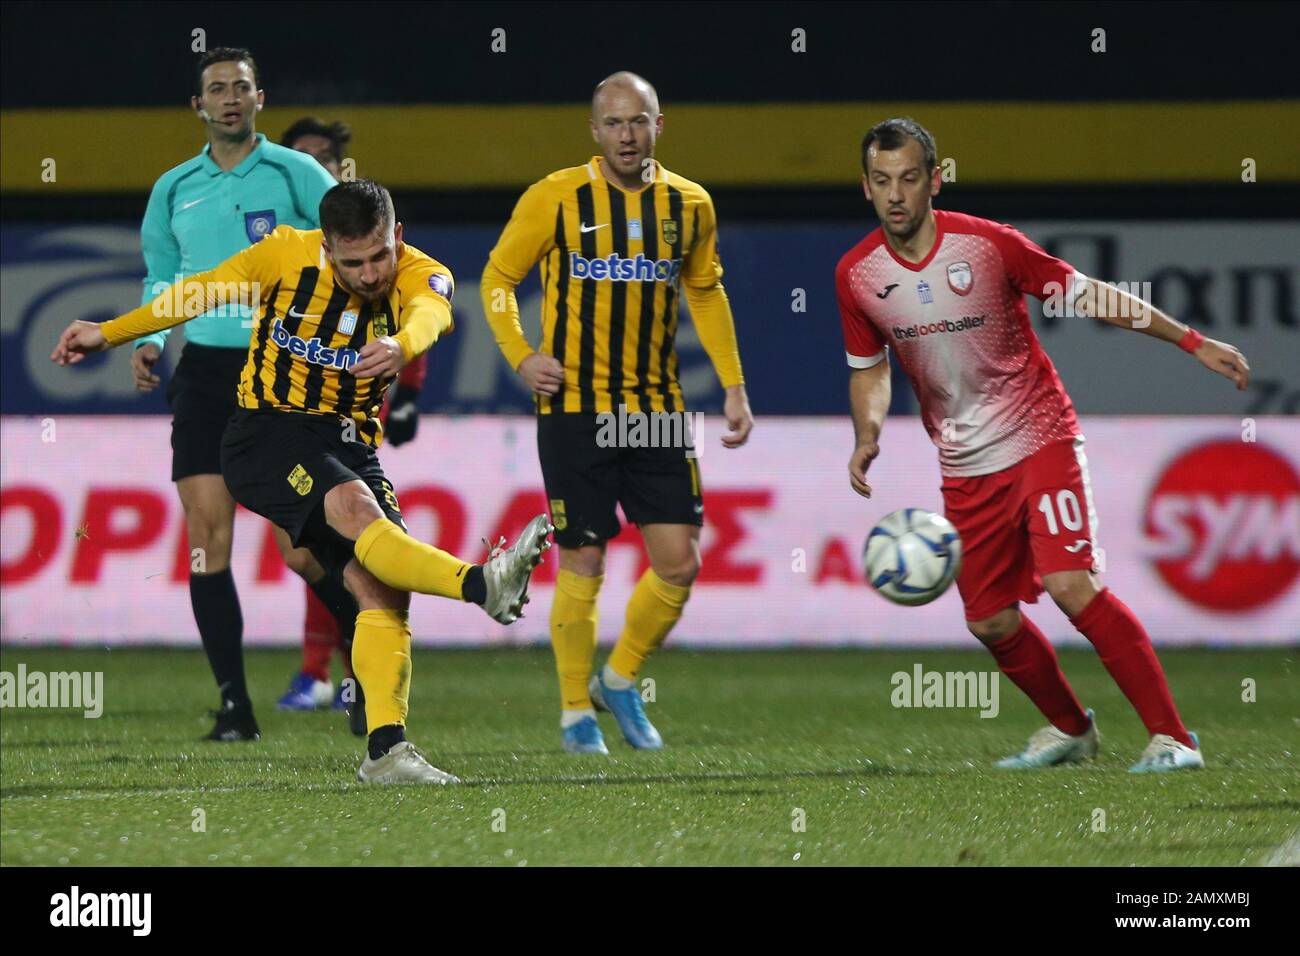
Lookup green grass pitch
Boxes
[1,646,1296,866]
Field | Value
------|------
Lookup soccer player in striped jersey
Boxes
[129,48,346,741]
[53,180,553,785]
[276,117,430,733]
[838,118,1250,772]
[482,72,754,755]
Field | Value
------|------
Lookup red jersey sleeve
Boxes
[836,254,887,368]
[397,352,428,390]
[985,220,1087,302]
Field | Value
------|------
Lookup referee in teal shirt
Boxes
[133,48,340,741]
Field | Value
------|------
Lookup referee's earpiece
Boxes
[198,108,212,122]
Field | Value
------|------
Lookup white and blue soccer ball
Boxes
[863,508,962,606]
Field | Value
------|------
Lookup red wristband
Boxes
[1177,329,1206,353]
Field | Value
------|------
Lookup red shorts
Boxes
[940,436,1100,622]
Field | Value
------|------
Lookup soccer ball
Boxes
[863,508,962,606]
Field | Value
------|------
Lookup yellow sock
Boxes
[351,608,411,731]
[609,568,691,681]
[552,570,603,710]
[354,517,471,600]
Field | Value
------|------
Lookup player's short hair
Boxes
[319,179,395,241]
[195,47,260,95]
[280,117,353,163]
[861,118,938,175]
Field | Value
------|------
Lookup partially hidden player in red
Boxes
[838,118,1251,772]
[275,117,429,734]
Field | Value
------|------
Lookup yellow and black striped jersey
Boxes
[483,156,743,415]
[101,225,454,447]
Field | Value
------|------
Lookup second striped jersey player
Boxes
[482,71,753,757]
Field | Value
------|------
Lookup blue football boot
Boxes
[276,671,332,711]
[562,715,609,755]
[589,671,663,750]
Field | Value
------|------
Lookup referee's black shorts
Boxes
[220,408,406,583]
[536,412,703,550]
[163,342,248,482]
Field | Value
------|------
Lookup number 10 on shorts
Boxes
[1036,489,1083,536]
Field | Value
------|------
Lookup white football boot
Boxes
[1129,731,1205,773]
[996,708,1099,768]
[481,514,554,624]
[357,741,460,785]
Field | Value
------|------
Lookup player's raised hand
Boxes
[131,342,163,391]
[721,384,753,448]
[849,440,880,498]
[517,353,565,396]
[351,336,405,379]
[51,320,109,366]
[1194,338,1250,391]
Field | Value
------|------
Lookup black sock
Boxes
[307,573,358,649]
[368,723,406,759]
[462,564,486,605]
[190,568,247,706]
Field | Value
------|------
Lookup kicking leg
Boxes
[327,480,550,622]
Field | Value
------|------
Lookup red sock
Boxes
[301,583,337,682]
[987,616,1091,736]
[1071,588,1192,746]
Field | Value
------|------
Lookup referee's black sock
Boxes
[189,568,248,707]
[307,573,359,649]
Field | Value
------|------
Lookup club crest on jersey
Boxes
[661,219,679,246]
[947,260,974,296]
[244,210,276,243]
[287,464,313,497]
[917,281,934,305]
[373,312,390,337]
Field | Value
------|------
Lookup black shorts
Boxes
[537,412,703,549]
[165,343,248,482]
[220,408,406,582]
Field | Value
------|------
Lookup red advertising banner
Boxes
[3,416,1297,646]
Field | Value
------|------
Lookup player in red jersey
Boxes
[837,118,1250,772]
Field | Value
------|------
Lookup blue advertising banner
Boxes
[1,222,910,417]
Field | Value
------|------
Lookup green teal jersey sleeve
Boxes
[135,173,185,353]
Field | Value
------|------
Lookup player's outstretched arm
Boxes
[848,360,891,498]
[1077,277,1250,390]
